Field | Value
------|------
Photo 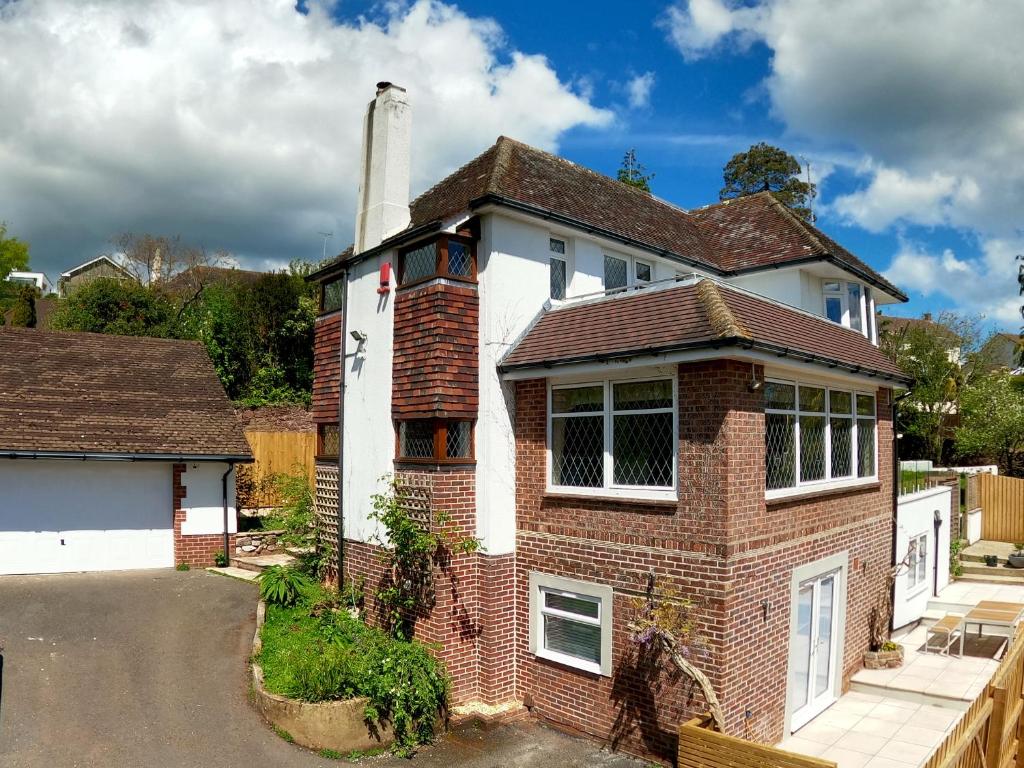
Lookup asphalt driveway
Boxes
[0,570,648,768]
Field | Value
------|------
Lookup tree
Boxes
[720,142,816,221]
[0,222,30,281]
[112,232,213,286]
[50,277,176,337]
[880,312,991,464]
[617,148,654,193]
[957,373,1024,477]
[8,285,37,328]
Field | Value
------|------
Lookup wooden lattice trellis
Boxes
[394,475,432,532]
[314,462,339,572]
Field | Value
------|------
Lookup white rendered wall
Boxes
[342,251,395,543]
[729,268,806,311]
[893,485,952,629]
[179,462,237,536]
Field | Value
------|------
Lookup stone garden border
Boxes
[250,600,395,753]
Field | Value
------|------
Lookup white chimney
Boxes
[354,82,411,255]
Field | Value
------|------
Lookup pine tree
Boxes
[617,148,654,193]
[720,142,816,222]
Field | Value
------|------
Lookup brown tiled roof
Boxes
[323,137,904,300]
[0,327,252,458]
[160,265,266,295]
[500,279,909,382]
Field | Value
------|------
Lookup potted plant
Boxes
[986,554,1000,567]
[1008,544,1024,569]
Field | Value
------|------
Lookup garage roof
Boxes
[0,328,252,460]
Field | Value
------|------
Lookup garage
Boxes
[0,327,252,575]
[0,461,174,575]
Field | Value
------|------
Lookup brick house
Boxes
[309,83,911,761]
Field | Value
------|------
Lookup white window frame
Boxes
[907,532,928,594]
[603,252,655,292]
[821,279,870,339]
[529,572,613,676]
[549,237,568,301]
[547,376,678,501]
[765,378,878,500]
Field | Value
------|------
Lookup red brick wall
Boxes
[172,463,236,567]
[312,312,342,423]
[392,283,478,418]
[340,468,514,705]
[512,363,895,761]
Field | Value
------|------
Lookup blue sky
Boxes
[1,0,1020,329]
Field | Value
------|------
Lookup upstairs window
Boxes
[549,378,676,496]
[550,238,567,300]
[320,277,344,314]
[635,260,652,284]
[604,255,627,291]
[398,235,476,287]
[396,419,474,462]
[822,279,870,338]
[765,380,876,494]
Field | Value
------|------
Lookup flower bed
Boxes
[252,585,448,756]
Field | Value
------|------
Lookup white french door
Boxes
[791,569,840,730]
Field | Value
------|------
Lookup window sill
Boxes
[535,648,606,677]
[765,478,880,505]
[543,488,678,509]
[395,458,476,470]
[397,274,478,291]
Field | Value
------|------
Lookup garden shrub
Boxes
[259,599,449,756]
[258,565,313,607]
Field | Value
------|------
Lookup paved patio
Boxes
[779,692,963,768]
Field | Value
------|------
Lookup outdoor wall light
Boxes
[350,330,368,343]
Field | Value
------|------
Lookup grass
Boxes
[274,725,294,743]
[175,562,190,571]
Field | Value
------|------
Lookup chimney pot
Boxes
[376,81,392,95]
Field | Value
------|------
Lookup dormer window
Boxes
[398,235,476,287]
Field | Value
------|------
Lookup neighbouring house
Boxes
[0,327,252,574]
[6,270,54,294]
[160,264,267,296]
[57,255,135,297]
[982,332,1024,374]
[308,83,911,759]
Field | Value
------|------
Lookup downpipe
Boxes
[222,462,235,565]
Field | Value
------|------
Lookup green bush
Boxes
[258,565,313,606]
[213,550,229,567]
[261,470,315,546]
[259,601,448,756]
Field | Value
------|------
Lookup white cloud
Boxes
[0,0,611,273]
[626,72,656,109]
[664,0,1024,324]
[884,237,1023,326]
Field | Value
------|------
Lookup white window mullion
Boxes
[824,388,833,481]
[603,382,613,489]
[794,412,802,488]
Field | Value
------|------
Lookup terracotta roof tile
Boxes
[0,327,252,458]
[328,137,904,300]
[501,280,908,382]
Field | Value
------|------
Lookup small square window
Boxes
[446,421,471,459]
[317,423,339,459]
[399,420,434,459]
[401,242,437,284]
[447,241,472,277]
[321,278,344,314]
[549,238,566,255]
[530,572,613,676]
[635,261,652,283]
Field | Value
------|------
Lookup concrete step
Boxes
[960,562,1024,579]
[206,566,259,583]
[956,573,1024,585]
[963,553,1008,564]
[230,552,296,573]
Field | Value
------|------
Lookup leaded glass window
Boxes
[321,278,344,314]
[399,420,434,458]
[604,255,627,291]
[447,241,472,277]
[550,257,566,300]
[764,381,875,492]
[401,242,437,284]
[317,423,340,459]
[550,378,676,492]
[446,421,471,459]
[397,419,474,462]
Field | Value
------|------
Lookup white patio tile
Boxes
[923,680,971,699]
[798,721,849,746]
[867,703,919,723]
[915,705,963,732]
[844,691,886,704]
[878,739,933,765]
[821,746,873,768]
[850,716,902,738]
[879,697,921,710]
[891,723,946,748]
[855,667,904,685]
[779,736,830,756]
[833,731,890,756]
[832,699,882,716]
[815,709,867,730]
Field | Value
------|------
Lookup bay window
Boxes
[396,419,473,462]
[398,235,476,286]
[549,378,676,496]
[821,278,873,339]
[765,380,876,493]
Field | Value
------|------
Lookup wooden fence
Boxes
[922,625,1024,768]
[238,430,316,508]
[979,473,1024,542]
[678,715,836,768]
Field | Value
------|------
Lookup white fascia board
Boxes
[501,347,900,391]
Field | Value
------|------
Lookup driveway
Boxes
[0,570,649,768]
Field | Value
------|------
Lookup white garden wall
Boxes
[893,485,952,629]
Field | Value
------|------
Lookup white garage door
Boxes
[0,461,174,575]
